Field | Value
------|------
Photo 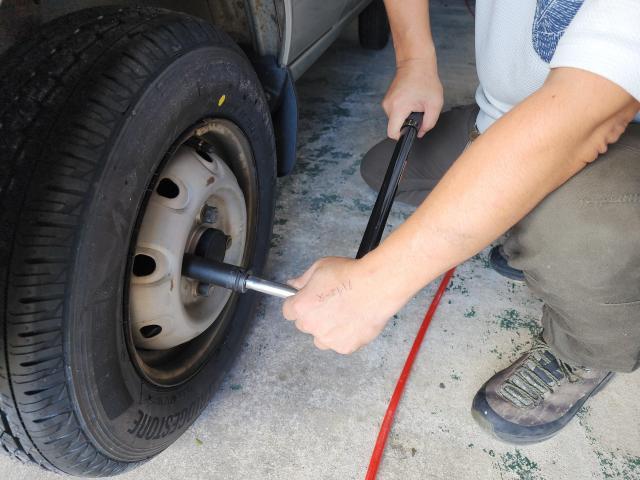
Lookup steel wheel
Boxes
[127,119,256,387]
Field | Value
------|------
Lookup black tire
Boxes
[358,0,390,50]
[0,6,275,476]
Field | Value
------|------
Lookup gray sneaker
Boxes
[471,336,614,444]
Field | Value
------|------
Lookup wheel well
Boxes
[0,0,283,58]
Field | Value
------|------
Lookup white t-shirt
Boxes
[474,0,640,133]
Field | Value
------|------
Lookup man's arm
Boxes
[382,0,443,138]
[283,67,639,354]
[371,68,638,293]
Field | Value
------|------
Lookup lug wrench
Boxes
[181,112,423,297]
[182,254,298,298]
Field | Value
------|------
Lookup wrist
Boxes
[355,249,419,309]
[395,56,439,82]
[396,45,437,68]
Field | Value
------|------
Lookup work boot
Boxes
[489,245,525,282]
[471,336,613,444]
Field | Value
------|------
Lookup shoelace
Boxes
[498,338,583,409]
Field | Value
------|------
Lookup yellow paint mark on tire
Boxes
[217,94,226,107]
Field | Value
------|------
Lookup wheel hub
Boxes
[129,145,247,350]
[193,227,230,296]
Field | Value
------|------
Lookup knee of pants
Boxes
[360,104,479,194]
[360,138,395,192]
[504,154,640,305]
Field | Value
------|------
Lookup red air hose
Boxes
[365,268,456,480]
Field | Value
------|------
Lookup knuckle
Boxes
[313,258,327,270]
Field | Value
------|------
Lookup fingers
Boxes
[417,100,442,138]
[387,106,413,140]
[295,319,310,334]
[417,102,432,138]
[291,315,359,355]
[283,258,330,321]
[282,296,297,321]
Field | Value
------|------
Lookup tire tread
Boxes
[358,0,390,50]
[0,6,237,476]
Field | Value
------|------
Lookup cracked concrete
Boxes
[1,1,639,479]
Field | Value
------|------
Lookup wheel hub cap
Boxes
[129,146,247,350]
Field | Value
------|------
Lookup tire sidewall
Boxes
[66,46,275,460]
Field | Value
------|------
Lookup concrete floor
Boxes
[2,2,640,479]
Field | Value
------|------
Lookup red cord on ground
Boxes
[365,268,456,480]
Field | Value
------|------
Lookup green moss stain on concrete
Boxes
[446,273,470,296]
[495,309,541,336]
[351,198,373,213]
[464,306,477,318]
[482,448,496,457]
[627,457,640,472]
[270,232,282,248]
[489,347,504,360]
[593,450,640,479]
[498,449,544,480]
[341,158,360,176]
[472,251,492,269]
[309,193,341,212]
[578,406,640,479]
[576,405,593,434]
[508,281,521,294]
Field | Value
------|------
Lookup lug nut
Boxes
[196,282,213,297]
[200,205,218,224]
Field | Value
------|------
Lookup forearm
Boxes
[384,0,435,66]
[364,68,639,300]
[382,0,442,137]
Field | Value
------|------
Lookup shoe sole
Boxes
[471,372,615,445]
[488,246,526,282]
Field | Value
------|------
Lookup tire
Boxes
[358,0,390,50]
[0,6,275,477]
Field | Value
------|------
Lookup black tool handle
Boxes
[356,112,423,259]
[182,254,249,292]
[182,254,297,298]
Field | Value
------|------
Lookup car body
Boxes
[1,0,372,79]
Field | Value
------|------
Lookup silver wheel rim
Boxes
[129,145,247,350]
